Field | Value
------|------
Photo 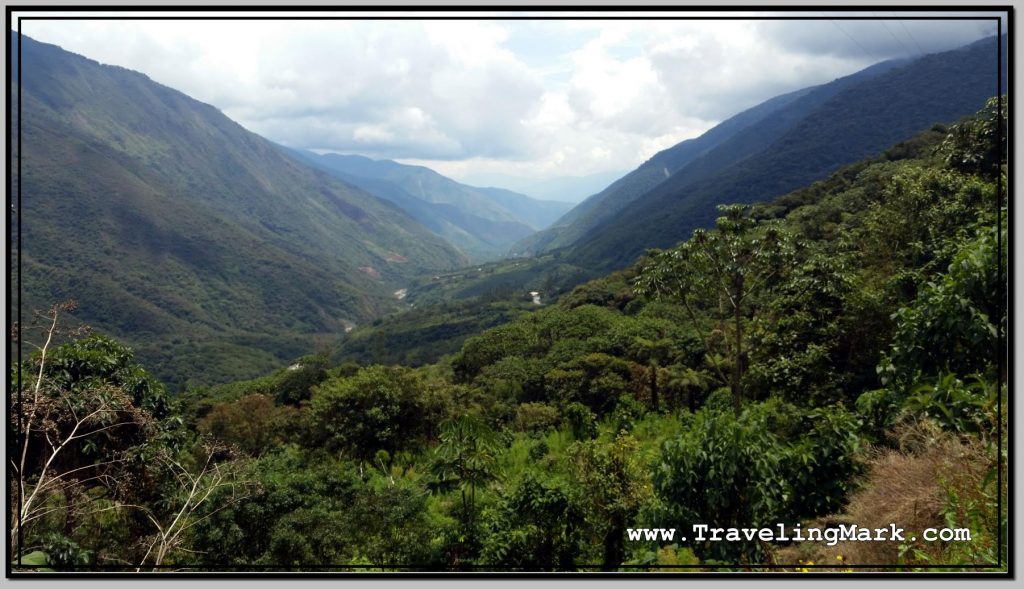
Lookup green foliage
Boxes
[198,394,298,455]
[564,402,598,441]
[454,322,541,382]
[513,402,561,434]
[857,163,992,275]
[901,375,997,435]
[554,352,634,414]
[746,247,853,405]
[422,414,505,565]
[880,220,1005,388]
[453,304,628,385]
[46,333,169,419]
[431,415,502,485]
[528,439,550,462]
[15,325,169,513]
[309,366,450,459]
[275,354,329,406]
[782,404,863,517]
[38,533,93,568]
[334,298,533,368]
[637,205,797,413]
[190,447,437,567]
[655,400,861,562]
[474,356,548,404]
[863,215,1005,436]
[189,448,356,565]
[940,95,1007,177]
[559,267,639,311]
[654,404,789,562]
[611,395,645,434]
[702,388,733,413]
[479,474,586,569]
[569,433,653,570]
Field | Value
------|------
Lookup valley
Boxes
[9,17,1009,575]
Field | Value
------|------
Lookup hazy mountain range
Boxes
[457,170,628,204]
[282,149,572,261]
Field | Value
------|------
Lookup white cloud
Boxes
[21,14,1000,185]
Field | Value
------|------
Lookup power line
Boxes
[873,13,914,57]
[827,18,878,62]
[895,16,926,55]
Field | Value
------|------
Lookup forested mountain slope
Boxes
[567,35,1005,271]
[287,150,572,260]
[513,58,910,256]
[14,34,467,388]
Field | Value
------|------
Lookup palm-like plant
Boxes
[429,415,501,531]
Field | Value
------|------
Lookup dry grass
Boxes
[775,418,997,571]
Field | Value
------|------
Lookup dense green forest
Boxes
[11,99,1006,571]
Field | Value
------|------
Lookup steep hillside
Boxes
[475,186,573,233]
[510,84,812,255]
[514,58,917,257]
[287,150,572,260]
[461,169,626,204]
[567,35,1005,271]
[14,34,467,388]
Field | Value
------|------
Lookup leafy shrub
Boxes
[275,354,329,405]
[479,474,586,569]
[655,400,862,562]
[308,366,447,459]
[198,394,297,455]
[47,333,168,418]
[783,404,863,518]
[901,374,996,435]
[565,402,597,441]
[654,404,790,562]
[611,395,645,434]
[514,402,560,434]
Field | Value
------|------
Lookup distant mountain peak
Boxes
[281,147,573,262]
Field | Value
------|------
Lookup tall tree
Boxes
[627,334,674,411]
[635,205,795,414]
[429,414,502,560]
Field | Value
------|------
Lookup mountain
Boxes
[558,35,1006,271]
[474,186,574,232]
[513,58,913,256]
[458,170,628,204]
[284,150,574,261]
[13,33,468,389]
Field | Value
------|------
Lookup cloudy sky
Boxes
[19,11,1002,188]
